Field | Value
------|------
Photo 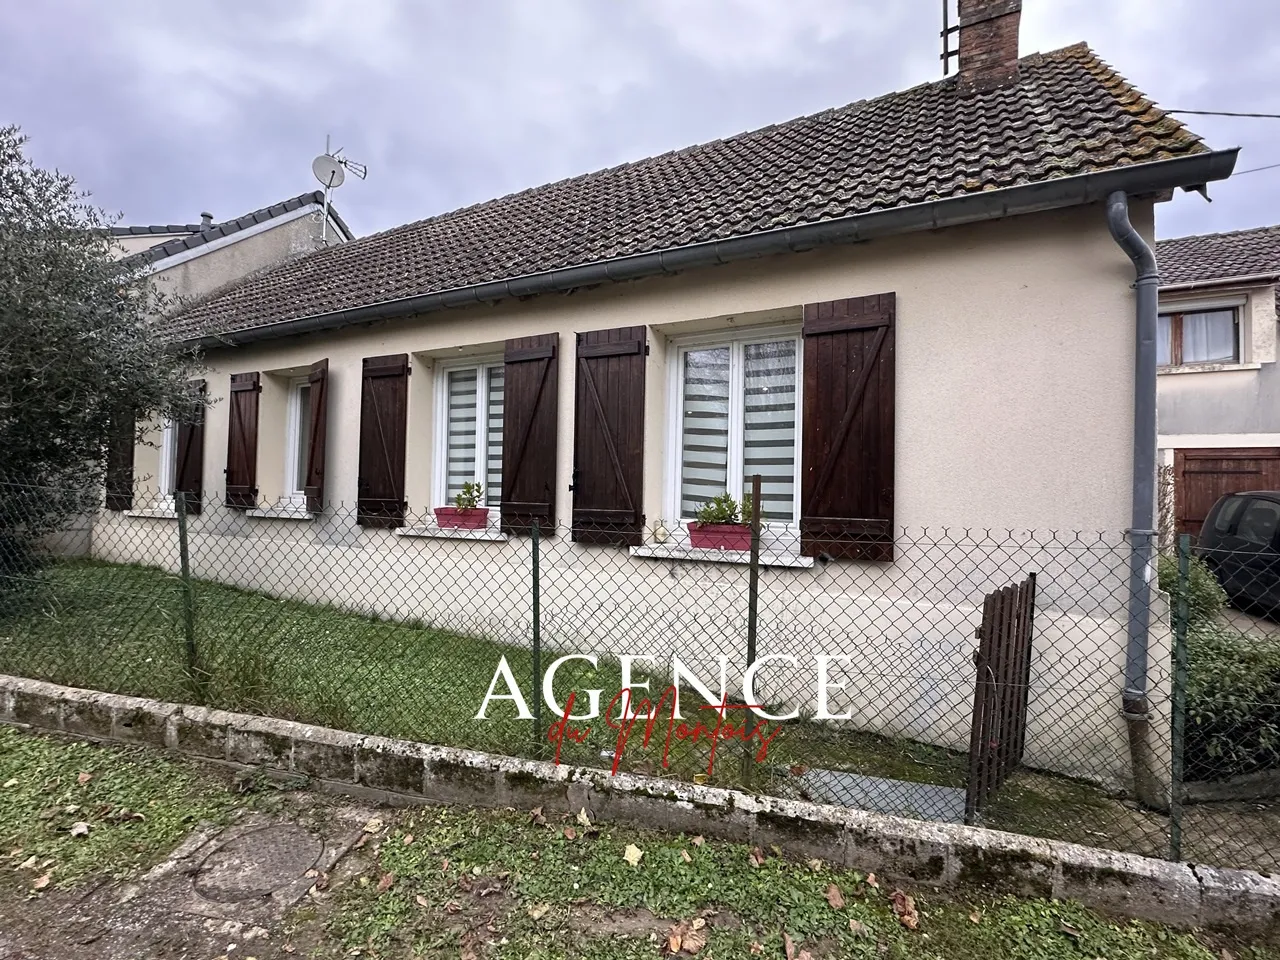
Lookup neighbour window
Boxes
[438,363,504,507]
[675,333,799,524]
[1157,309,1239,366]
[1234,499,1280,547]
[283,377,311,507]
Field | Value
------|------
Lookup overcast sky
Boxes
[3,1,1277,242]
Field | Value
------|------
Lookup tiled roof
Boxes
[122,192,354,268]
[1157,225,1280,287]
[111,223,205,236]
[169,42,1208,342]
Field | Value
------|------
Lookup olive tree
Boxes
[0,125,202,573]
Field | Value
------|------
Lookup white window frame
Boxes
[282,376,312,510]
[432,357,504,515]
[664,324,803,547]
[157,418,178,509]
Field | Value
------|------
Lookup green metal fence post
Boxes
[531,518,542,756]
[175,492,202,702]
[1169,532,1191,861]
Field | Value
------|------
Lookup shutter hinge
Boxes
[644,342,650,356]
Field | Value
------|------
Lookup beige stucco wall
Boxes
[149,208,332,306]
[109,232,193,259]
[99,199,1159,787]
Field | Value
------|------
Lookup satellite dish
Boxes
[312,154,345,189]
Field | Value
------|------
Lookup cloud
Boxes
[2,0,1277,240]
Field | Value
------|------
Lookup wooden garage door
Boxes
[1175,448,1280,538]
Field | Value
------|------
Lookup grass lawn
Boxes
[1,559,1251,870]
[0,727,1271,959]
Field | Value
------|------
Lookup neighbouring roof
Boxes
[169,42,1209,342]
[1157,224,1280,288]
[118,191,354,268]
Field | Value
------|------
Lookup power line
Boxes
[1232,160,1280,177]
[1167,109,1280,119]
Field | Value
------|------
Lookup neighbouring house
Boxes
[1156,225,1280,537]
[96,0,1238,791]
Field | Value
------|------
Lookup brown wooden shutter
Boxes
[501,334,559,535]
[572,327,645,545]
[801,293,895,561]
[304,358,329,513]
[174,379,207,515]
[105,412,135,511]
[224,372,260,508]
[357,354,408,528]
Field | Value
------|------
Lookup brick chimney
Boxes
[957,0,1022,92]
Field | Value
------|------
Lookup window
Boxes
[1157,309,1239,366]
[157,419,178,500]
[1235,499,1280,547]
[436,362,504,507]
[283,377,311,506]
[1212,495,1246,535]
[674,332,799,524]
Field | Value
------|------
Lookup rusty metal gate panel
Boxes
[965,572,1037,824]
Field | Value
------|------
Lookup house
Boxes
[96,0,1237,790]
[1156,226,1280,537]
[109,190,354,304]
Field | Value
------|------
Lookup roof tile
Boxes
[169,43,1207,341]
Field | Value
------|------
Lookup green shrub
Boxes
[1158,552,1227,627]
[1184,622,1280,782]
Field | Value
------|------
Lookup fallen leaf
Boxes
[789,764,808,777]
[32,874,51,890]
[1059,922,1080,940]
[281,946,295,955]
[692,773,709,785]
[826,884,845,909]
[402,834,414,846]
[849,919,870,938]
[1221,951,1235,960]
[691,835,704,847]
[623,843,644,867]
[783,931,798,960]
[527,902,551,920]
[890,890,919,931]
[312,871,330,892]
[474,877,502,897]
[576,808,592,828]
[376,871,395,894]
[748,847,765,868]
[2,778,17,788]
[749,943,764,955]
[445,900,461,914]
[770,845,783,859]
[666,919,708,955]
[457,874,473,893]
[807,858,824,871]
[564,827,576,841]
[441,858,450,872]
[354,833,370,849]
[77,772,93,786]
[415,894,430,908]
[529,805,546,825]
[18,856,36,870]
[969,910,982,924]
[866,872,879,889]
[680,849,692,863]
[362,817,384,834]
[69,822,91,838]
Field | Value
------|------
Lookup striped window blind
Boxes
[485,366,504,505]
[743,340,796,522]
[445,369,478,504]
[679,347,730,517]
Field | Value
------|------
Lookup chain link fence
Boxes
[0,482,1276,874]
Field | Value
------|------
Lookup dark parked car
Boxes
[1194,491,1280,617]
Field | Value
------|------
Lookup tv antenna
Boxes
[312,135,367,243]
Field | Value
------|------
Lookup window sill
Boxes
[630,543,813,568]
[397,525,509,542]
[245,507,315,521]
[1158,361,1262,376]
[123,508,178,520]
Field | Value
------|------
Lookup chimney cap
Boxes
[200,211,214,228]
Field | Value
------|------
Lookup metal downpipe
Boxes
[1105,190,1164,810]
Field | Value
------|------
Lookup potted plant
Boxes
[435,482,489,529]
[688,493,754,551]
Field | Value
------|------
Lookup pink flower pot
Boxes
[688,522,752,551]
[435,507,490,529]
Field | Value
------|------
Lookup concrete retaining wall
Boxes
[1,673,1273,939]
